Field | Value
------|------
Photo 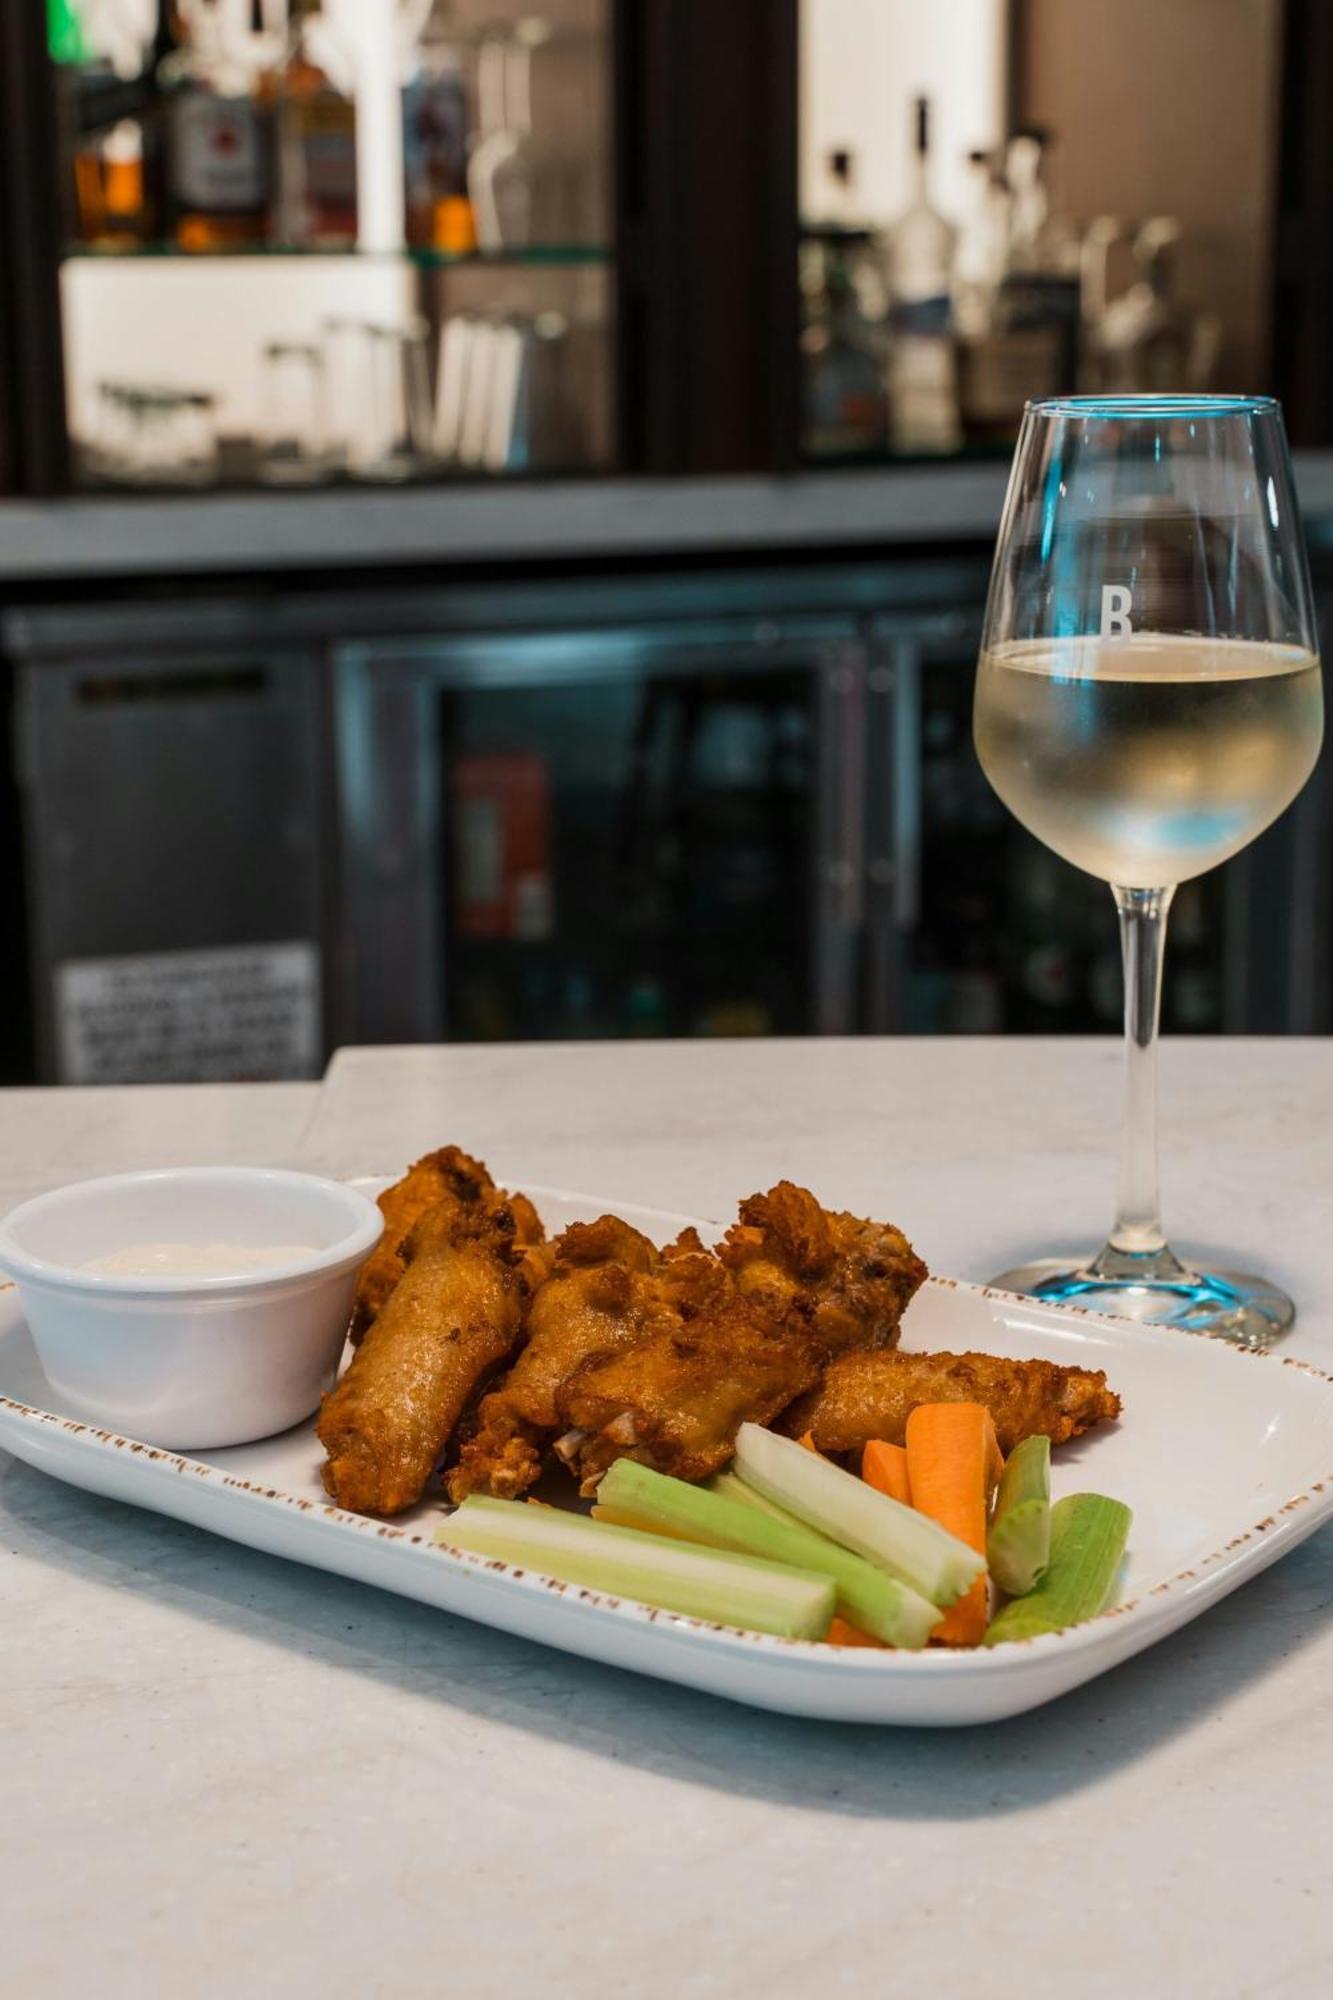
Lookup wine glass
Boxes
[974,395,1324,1346]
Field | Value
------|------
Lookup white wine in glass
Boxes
[974,397,1324,1345]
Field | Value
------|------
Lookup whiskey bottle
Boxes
[155,0,272,251]
[270,0,358,250]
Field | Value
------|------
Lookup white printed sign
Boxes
[55,942,321,1086]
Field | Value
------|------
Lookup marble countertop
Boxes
[4,1040,1332,1998]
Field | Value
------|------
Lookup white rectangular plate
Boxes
[3,1183,1333,1726]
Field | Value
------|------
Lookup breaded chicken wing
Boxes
[555,1291,822,1494]
[720,1182,927,1356]
[350,1144,548,1344]
[319,1196,530,1515]
[446,1216,688,1501]
[551,1185,931,1495]
[351,1146,495,1339]
[783,1347,1122,1457]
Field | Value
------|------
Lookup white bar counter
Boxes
[3,1040,1332,1999]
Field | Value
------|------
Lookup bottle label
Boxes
[891,294,952,337]
[294,94,357,208]
[171,90,268,212]
[888,334,960,450]
[959,327,1061,422]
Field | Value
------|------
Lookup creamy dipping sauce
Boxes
[81,1241,319,1278]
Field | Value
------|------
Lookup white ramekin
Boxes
[0,1168,383,1450]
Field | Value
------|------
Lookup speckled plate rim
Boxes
[3,1179,1333,1726]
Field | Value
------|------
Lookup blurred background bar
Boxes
[1,0,1331,1083]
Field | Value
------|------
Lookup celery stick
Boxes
[986,1434,1051,1597]
[733,1422,985,1609]
[982,1493,1131,1645]
[709,1469,798,1522]
[598,1459,940,1649]
[439,1495,835,1640]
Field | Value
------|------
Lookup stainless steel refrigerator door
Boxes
[14,634,328,1082]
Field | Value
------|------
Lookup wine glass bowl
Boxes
[974,395,1324,1346]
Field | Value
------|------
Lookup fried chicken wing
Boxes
[549,1186,931,1494]
[319,1197,530,1515]
[351,1146,496,1340]
[783,1347,1122,1457]
[447,1215,684,1502]
[720,1181,927,1357]
[555,1291,822,1494]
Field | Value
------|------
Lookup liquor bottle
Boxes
[953,148,1008,339]
[402,1,473,251]
[51,0,150,249]
[958,129,1081,442]
[808,147,888,322]
[269,0,358,250]
[800,235,888,460]
[994,129,1080,389]
[1086,219,1217,395]
[87,119,148,248]
[155,0,272,251]
[883,98,960,454]
[826,147,856,222]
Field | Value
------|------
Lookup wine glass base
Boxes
[987,1257,1295,1351]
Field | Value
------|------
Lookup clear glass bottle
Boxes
[953,148,1007,337]
[1087,218,1213,394]
[469,20,551,251]
[994,129,1081,391]
[884,97,959,453]
[800,237,888,460]
[957,129,1085,441]
[269,0,358,250]
[401,2,473,251]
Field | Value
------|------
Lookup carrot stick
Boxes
[825,1615,886,1649]
[904,1402,991,1646]
[797,1431,820,1454]
[862,1439,912,1506]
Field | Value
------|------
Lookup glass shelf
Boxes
[414,244,611,269]
[63,243,613,267]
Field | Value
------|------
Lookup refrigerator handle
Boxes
[811,639,866,1034]
[334,651,444,1042]
[863,631,925,1032]
[891,641,922,932]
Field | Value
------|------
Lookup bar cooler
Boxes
[333,579,878,1045]
[5,558,1329,1084]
